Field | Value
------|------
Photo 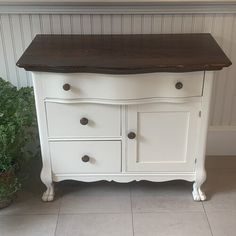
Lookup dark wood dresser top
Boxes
[16,34,232,74]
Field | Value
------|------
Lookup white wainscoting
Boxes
[207,126,236,155]
[0,8,236,155]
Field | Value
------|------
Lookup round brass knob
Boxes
[63,83,71,91]
[81,155,90,163]
[80,117,89,125]
[128,132,136,139]
[175,82,183,90]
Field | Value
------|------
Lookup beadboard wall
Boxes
[0,9,236,155]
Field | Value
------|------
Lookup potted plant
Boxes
[0,78,37,208]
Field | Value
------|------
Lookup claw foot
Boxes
[42,185,54,202]
[192,183,206,201]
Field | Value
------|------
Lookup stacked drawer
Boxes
[46,102,122,174]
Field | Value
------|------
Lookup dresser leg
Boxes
[42,183,54,202]
[192,182,206,201]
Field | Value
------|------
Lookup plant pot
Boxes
[0,170,17,209]
[0,170,14,183]
[0,198,12,209]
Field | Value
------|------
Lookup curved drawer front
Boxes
[50,141,121,174]
[46,103,121,138]
[35,71,204,100]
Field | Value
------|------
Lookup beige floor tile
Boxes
[203,169,236,211]
[207,211,236,236]
[0,190,61,215]
[59,181,132,214]
[55,213,133,236]
[206,156,236,170]
[0,215,58,236]
[133,212,212,236]
[131,181,204,212]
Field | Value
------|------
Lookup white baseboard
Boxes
[206,126,236,156]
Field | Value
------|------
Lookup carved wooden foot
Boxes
[42,183,54,202]
[192,182,206,201]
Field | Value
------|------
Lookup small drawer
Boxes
[35,71,204,100]
[46,103,121,138]
[50,141,121,174]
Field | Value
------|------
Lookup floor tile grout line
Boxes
[0,210,212,217]
[54,213,60,236]
[57,186,64,216]
[54,188,63,236]
[57,211,136,215]
[130,185,135,236]
[202,202,214,236]
[44,209,209,215]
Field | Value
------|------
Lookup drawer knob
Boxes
[128,132,136,139]
[175,82,183,90]
[63,83,71,91]
[80,117,89,125]
[81,155,90,163]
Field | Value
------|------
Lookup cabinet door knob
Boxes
[80,117,89,125]
[63,83,71,91]
[128,132,136,139]
[175,82,183,90]
[81,155,90,162]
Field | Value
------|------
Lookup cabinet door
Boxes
[126,102,201,172]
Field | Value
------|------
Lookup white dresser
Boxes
[17,34,231,202]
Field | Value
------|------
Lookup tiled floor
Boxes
[1,156,236,236]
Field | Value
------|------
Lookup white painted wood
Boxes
[10,14,28,87]
[193,71,214,201]
[222,15,236,125]
[20,14,33,86]
[206,125,236,155]
[0,15,9,81]
[2,0,236,4]
[171,14,183,33]
[212,15,231,126]
[45,96,201,105]
[192,14,204,32]
[35,71,204,100]
[182,14,193,33]
[32,74,54,202]
[126,102,201,172]
[29,68,216,201]
[81,14,92,34]
[0,14,19,87]
[231,95,236,125]
[30,14,41,36]
[46,102,121,138]
[71,15,82,34]
[122,14,132,33]
[142,15,152,34]
[210,14,225,126]
[152,15,163,33]
[50,140,121,174]
[162,14,173,33]
[3,3,236,15]
[110,15,121,34]
[49,137,122,141]
[50,14,61,34]
[102,14,112,34]
[53,173,196,183]
[40,14,51,34]
[61,15,71,34]
[132,15,141,34]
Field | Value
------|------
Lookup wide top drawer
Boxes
[33,71,204,100]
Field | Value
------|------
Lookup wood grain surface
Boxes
[16,34,232,74]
